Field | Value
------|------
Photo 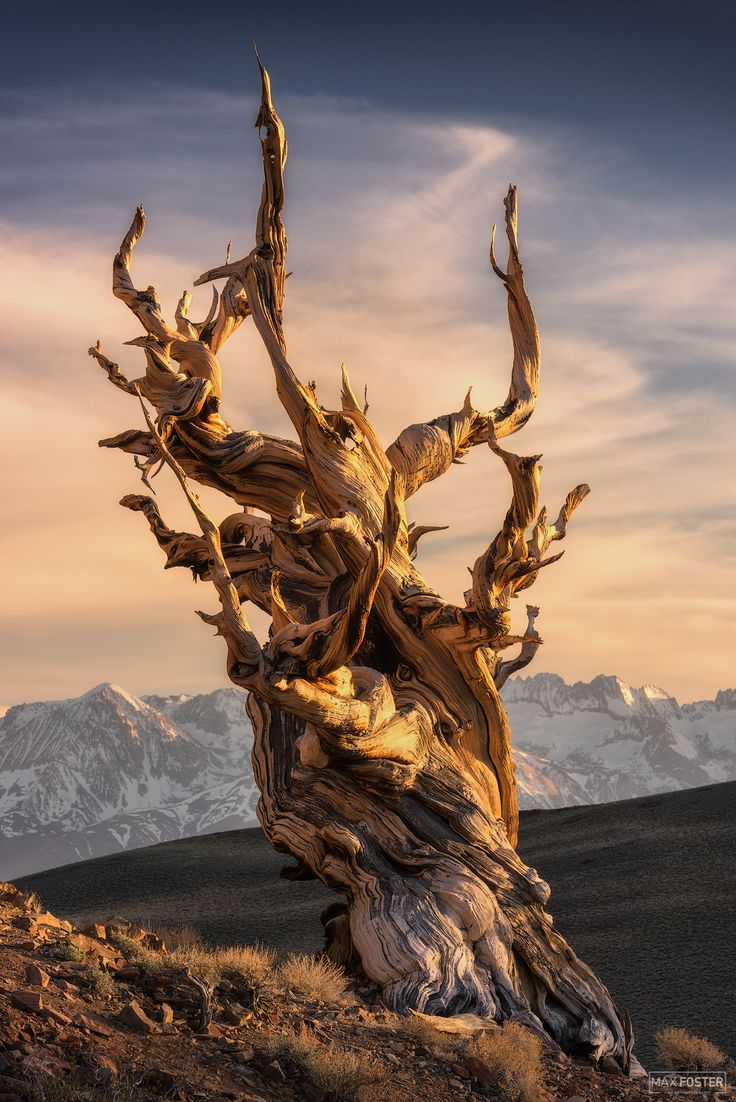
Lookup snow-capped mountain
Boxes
[0,683,258,879]
[1,674,734,877]
[504,673,736,806]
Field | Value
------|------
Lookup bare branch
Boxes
[387,186,540,496]
[112,207,176,342]
[494,604,543,689]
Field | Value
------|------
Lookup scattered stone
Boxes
[261,1060,287,1085]
[118,1000,159,1035]
[233,1046,255,1064]
[23,965,49,988]
[85,1052,119,1082]
[68,933,122,966]
[13,913,71,934]
[600,1056,623,1076]
[452,1064,471,1079]
[75,1013,114,1038]
[158,1002,174,1024]
[81,923,108,941]
[10,990,43,1014]
[465,1055,495,1086]
[43,1008,72,1028]
[222,1001,251,1026]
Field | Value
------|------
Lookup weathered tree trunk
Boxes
[90,55,634,1070]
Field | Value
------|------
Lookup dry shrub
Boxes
[213,943,276,989]
[402,1013,462,1058]
[153,923,202,950]
[279,953,347,1003]
[109,929,277,991]
[655,1026,728,1071]
[268,1029,389,1102]
[22,890,42,913]
[469,1022,549,1102]
[79,964,116,998]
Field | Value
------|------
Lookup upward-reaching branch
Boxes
[387,185,540,497]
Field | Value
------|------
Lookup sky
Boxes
[1,0,734,707]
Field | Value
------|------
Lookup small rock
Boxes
[43,1008,72,1028]
[261,1060,287,1085]
[75,1013,114,1038]
[233,1046,255,1064]
[452,1065,471,1080]
[222,1001,251,1026]
[465,1055,495,1086]
[81,923,108,941]
[217,979,233,993]
[88,1053,119,1082]
[23,965,49,989]
[118,1000,159,1035]
[158,1003,174,1024]
[10,990,43,1014]
[13,912,71,934]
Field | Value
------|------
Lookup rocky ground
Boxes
[0,882,731,1102]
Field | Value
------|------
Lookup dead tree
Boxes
[90,57,634,1069]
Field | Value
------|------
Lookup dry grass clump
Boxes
[214,943,276,988]
[22,890,43,913]
[79,964,116,998]
[655,1026,728,1071]
[109,928,277,990]
[278,953,347,1003]
[153,922,201,950]
[469,1022,549,1102]
[267,1028,389,1102]
[402,1013,462,1058]
[48,942,84,963]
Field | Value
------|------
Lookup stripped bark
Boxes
[91,56,633,1070]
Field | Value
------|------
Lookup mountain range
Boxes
[1,674,734,877]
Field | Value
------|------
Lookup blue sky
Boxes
[1,0,734,705]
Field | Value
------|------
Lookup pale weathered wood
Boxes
[90,56,634,1071]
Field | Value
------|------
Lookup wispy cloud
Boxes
[1,84,734,705]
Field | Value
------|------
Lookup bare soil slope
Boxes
[20,782,736,1066]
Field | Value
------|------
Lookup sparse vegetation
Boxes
[152,922,201,950]
[278,953,347,1004]
[469,1022,549,1102]
[48,942,83,962]
[79,964,116,998]
[22,890,43,913]
[215,943,276,988]
[109,926,277,992]
[266,1027,390,1101]
[655,1026,728,1071]
[402,1013,461,1058]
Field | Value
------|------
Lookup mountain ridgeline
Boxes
[1,674,733,878]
